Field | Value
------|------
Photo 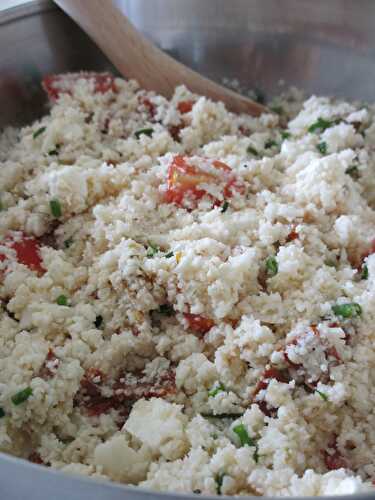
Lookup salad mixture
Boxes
[1,72,375,496]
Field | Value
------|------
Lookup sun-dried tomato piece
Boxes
[38,349,59,380]
[253,367,290,417]
[177,100,194,114]
[75,367,176,418]
[168,124,184,142]
[349,237,375,269]
[286,224,299,242]
[29,451,50,467]
[238,125,251,136]
[139,96,156,118]
[43,72,116,101]
[0,233,44,274]
[184,313,214,335]
[322,435,347,470]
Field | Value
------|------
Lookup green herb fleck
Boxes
[56,295,68,306]
[64,237,73,249]
[308,117,335,134]
[48,144,60,156]
[49,199,62,218]
[165,251,174,258]
[135,128,154,139]
[316,142,327,155]
[265,255,278,277]
[221,201,229,213]
[0,198,3,212]
[316,390,328,401]
[346,165,360,179]
[158,304,174,316]
[265,139,278,149]
[233,423,256,447]
[208,382,226,398]
[325,260,337,268]
[361,265,369,280]
[253,446,259,463]
[332,302,362,319]
[281,131,291,140]
[201,412,243,420]
[270,105,284,115]
[94,315,103,328]
[33,126,46,139]
[11,387,32,406]
[0,408,5,418]
[146,243,159,258]
[247,145,259,156]
[253,88,266,105]
[215,473,225,495]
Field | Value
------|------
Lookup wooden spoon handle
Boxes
[54,0,266,116]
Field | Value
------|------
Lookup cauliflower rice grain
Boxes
[1,72,375,496]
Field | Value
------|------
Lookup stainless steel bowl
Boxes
[1,1,375,499]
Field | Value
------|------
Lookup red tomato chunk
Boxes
[0,233,44,274]
[43,72,116,101]
[164,155,243,208]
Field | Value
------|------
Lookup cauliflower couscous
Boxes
[1,72,375,496]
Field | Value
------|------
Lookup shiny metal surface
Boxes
[2,0,375,128]
[1,2,375,499]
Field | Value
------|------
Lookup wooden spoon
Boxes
[53,0,267,116]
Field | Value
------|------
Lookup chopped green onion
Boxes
[94,315,103,328]
[165,251,174,259]
[56,295,68,306]
[135,128,154,139]
[316,390,328,401]
[316,142,327,155]
[332,302,362,319]
[265,139,278,149]
[281,131,291,140]
[64,237,73,249]
[0,408,5,418]
[265,255,278,277]
[49,199,62,218]
[361,265,369,280]
[233,423,256,447]
[146,243,159,258]
[247,145,259,156]
[346,165,360,179]
[11,387,32,406]
[270,105,284,115]
[221,201,229,213]
[158,304,174,316]
[215,473,225,495]
[33,126,46,139]
[208,382,226,397]
[308,117,335,133]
